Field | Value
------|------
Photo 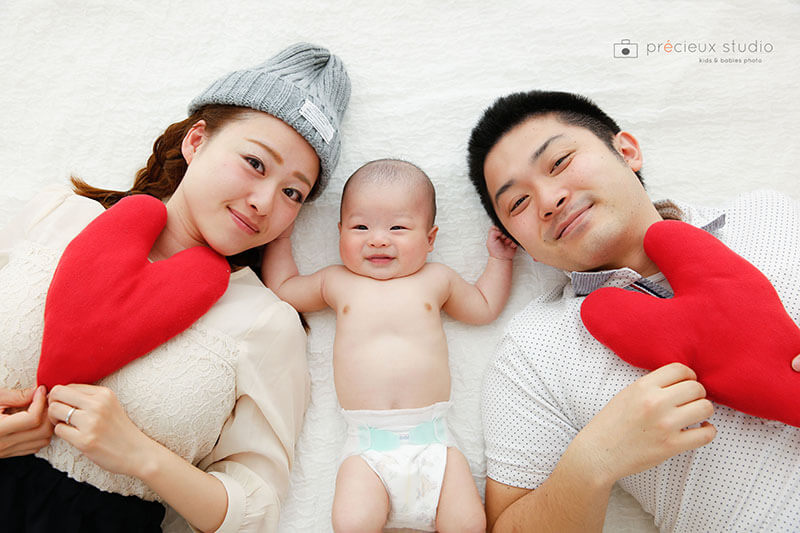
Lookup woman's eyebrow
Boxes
[247,138,283,164]
[247,138,313,187]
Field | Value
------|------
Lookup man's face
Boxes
[483,114,660,273]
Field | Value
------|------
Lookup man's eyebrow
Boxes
[247,138,313,188]
[531,134,564,163]
[493,134,564,205]
[494,180,516,205]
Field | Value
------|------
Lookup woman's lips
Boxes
[228,207,259,234]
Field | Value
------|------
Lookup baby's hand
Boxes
[487,226,517,260]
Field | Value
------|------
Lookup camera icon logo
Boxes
[613,39,638,58]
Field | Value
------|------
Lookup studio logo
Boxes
[611,37,774,65]
[613,39,638,58]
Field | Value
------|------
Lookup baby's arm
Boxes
[442,226,516,325]
[262,231,328,312]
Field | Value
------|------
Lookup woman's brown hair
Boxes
[72,105,297,279]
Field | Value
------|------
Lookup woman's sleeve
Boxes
[0,186,80,268]
[196,298,310,533]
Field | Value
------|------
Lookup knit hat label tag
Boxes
[300,99,334,144]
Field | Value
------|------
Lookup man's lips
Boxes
[228,207,259,234]
[555,204,592,240]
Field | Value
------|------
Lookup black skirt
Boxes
[0,454,165,533]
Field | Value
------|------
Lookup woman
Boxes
[0,42,350,532]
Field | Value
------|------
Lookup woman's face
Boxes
[170,111,319,257]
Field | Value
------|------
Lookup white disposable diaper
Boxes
[340,401,453,531]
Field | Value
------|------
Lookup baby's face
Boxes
[339,180,436,280]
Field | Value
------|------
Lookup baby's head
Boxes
[338,159,438,280]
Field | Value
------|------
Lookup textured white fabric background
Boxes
[1,2,798,532]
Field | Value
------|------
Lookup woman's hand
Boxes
[47,384,154,477]
[0,386,54,457]
[49,384,230,531]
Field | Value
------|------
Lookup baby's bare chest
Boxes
[336,273,444,322]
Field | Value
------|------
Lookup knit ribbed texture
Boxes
[189,43,350,192]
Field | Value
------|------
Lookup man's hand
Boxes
[486,363,715,533]
[574,363,716,483]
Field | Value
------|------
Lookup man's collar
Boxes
[569,199,726,296]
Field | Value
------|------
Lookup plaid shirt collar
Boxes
[569,199,726,297]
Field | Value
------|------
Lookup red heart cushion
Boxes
[580,220,800,426]
[37,194,230,389]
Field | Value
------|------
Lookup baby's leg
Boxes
[332,455,390,533]
[435,447,486,533]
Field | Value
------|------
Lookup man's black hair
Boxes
[467,90,644,241]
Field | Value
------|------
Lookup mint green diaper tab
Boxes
[357,417,447,453]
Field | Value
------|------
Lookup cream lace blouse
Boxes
[0,187,310,532]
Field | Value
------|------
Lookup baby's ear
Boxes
[427,225,439,250]
[337,221,342,234]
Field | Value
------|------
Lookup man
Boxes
[467,90,800,532]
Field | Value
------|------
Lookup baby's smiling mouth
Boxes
[367,255,394,264]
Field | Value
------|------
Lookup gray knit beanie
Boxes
[188,43,350,196]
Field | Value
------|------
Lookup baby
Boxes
[263,159,516,532]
